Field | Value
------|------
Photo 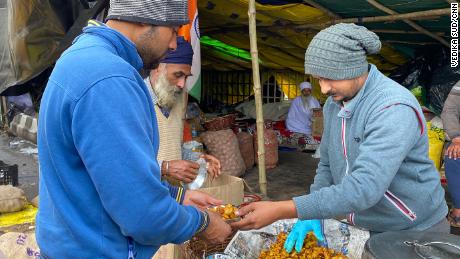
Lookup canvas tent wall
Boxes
[0,0,108,96]
[1,0,451,101]
[198,0,451,108]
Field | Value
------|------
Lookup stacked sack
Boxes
[201,129,246,176]
[0,185,27,213]
[254,129,279,169]
[237,132,255,170]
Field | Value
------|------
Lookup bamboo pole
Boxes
[0,96,9,130]
[298,8,451,29]
[372,29,445,36]
[248,0,267,196]
[383,40,438,45]
[366,0,450,47]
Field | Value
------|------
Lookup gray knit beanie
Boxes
[305,23,381,80]
[106,0,189,26]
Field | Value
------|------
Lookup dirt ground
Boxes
[242,150,318,201]
[0,132,38,201]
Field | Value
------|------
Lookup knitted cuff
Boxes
[168,184,185,204]
[195,210,210,235]
[293,194,322,220]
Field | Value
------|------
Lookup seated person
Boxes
[286,82,321,135]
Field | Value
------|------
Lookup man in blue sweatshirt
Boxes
[232,24,448,246]
[36,1,231,258]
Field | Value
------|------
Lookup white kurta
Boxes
[286,96,320,135]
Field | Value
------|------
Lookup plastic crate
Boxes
[0,164,19,186]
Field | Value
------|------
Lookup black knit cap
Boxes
[106,0,189,26]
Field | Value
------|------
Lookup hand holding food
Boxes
[183,190,223,210]
[198,210,232,244]
[231,200,297,230]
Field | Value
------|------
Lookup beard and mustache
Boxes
[301,90,312,110]
[152,68,183,110]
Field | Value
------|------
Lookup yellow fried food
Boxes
[208,204,238,220]
[259,232,347,259]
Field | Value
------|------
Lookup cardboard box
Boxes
[312,108,323,138]
[152,175,245,259]
[199,174,244,206]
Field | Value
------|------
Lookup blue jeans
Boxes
[445,155,460,209]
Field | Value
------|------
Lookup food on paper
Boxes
[259,232,347,259]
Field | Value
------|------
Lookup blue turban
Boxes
[161,36,194,65]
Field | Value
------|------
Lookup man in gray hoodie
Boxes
[441,83,460,227]
[232,24,448,243]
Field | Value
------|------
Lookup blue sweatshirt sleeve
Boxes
[294,104,421,219]
[71,76,201,245]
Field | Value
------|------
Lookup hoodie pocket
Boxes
[384,191,417,222]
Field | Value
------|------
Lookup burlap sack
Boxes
[0,185,27,213]
[0,232,40,259]
[254,129,278,169]
[237,132,254,170]
[201,129,246,176]
[31,196,39,208]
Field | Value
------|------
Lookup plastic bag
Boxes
[428,64,460,115]
[184,158,208,190]
[389,56,431,91]
[427,122,445,171]
[0,204,37,228]
[182,141,208,189]
[182,141,204,161]
[1,0,107,94]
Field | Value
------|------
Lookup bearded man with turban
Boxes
[286,81,321,135]
[144,36,221,189]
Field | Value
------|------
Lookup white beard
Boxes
[301,95,311,110]
[152,71,183,110]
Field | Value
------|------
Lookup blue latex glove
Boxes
[284,219,325,253]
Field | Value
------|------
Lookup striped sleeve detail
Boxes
[87,19,105,27]
[164,181,185,204]
[195,211,209,234]
[176,187,185,204]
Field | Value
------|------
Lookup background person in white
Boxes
[286,82,321,135]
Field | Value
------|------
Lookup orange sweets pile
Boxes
[259,232,347,259]
[208,204,238,220]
